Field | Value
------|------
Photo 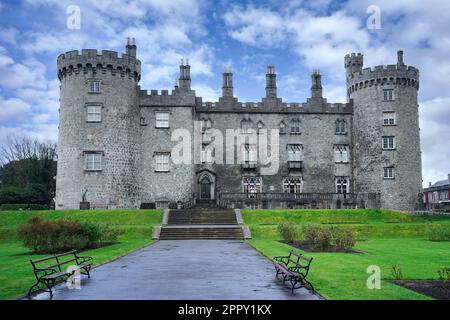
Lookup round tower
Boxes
[55,39,141,209]
[346,50,422,211]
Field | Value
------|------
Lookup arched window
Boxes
[290,119,301,135]
[335,119,347,134]
[336,177,349,194]
[283,177,303,193]
[279,121,287,134]
[242,177,262,198]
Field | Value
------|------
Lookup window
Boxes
[383,112,396,125]
[283,177,303,193]
[156,112,169,128]
[242,144,257,163]
[155,153,170,172]
[86,105,101,122]
[334,145,349,163]
[85,153,102,171]
[335,119,347,134]
[242,177,262,195]
[201,118,212,132]
[287,144,303,162]
[383,89,394,101]
[383,167,395,179]
[201,144,213,163]
[290,119,301,135]
[88,80,100,93]
[279,121,287,134]
[336,177,349,194]
[382,136,395,150]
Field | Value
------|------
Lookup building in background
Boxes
[423,175,450,210]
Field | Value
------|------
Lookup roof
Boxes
[424,179,450,192]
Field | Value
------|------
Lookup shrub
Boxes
[427,224,450,241]
[277,221,299,242]
[0,203,50,211]
[391,265,403,280]
[303,225,320,244]
[17,216,121,253]
[437,267,450,282]
[333,228,356,250]
[315,227,333,251]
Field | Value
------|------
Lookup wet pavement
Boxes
[32,240,319,300]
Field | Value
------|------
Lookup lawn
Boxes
[0,209,162,300]
[243,209,450,300]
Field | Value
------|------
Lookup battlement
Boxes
[138,89,197,106]
[346,50,419,94]
[195,98,352,114]
[57,49,141,81]
[344,53,364,65]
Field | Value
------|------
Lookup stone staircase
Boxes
[159,205,244,240]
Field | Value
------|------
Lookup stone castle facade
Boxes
[55,40,422,211]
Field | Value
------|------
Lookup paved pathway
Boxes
[33,240,319,300]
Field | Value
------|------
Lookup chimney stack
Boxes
[311,69,323,99]
[397,50,405,67]
[265,65,277,98]
[222,67,233,97]
[126,37,137,57]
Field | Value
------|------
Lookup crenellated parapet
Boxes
[57,49,141,81]
[196,99,352,114]
[345,51,419,97]
[138,89,197,106]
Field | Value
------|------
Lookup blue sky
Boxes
[0,0,449,186]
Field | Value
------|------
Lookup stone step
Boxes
[159,227,244,240]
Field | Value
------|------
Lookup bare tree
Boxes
[0,135,57,166]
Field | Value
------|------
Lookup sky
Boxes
[0,0,449,187]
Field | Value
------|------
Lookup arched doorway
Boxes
[200,175,211,199]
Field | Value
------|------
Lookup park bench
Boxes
[273,250,314,294]
[28,250,93,299]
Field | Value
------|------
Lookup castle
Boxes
[55,39,422,211]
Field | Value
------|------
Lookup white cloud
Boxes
[0,97,32,123]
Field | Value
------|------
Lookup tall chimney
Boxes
[265,65,277,98]
[311,69,323,99]
[126,37,137,57]
[397,50,405,67]
[222,68,233,97]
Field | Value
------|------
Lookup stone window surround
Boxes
[283,176,303,193]
[155,110,171,128]
[87,79,101,94]
[382,111,397,126]
[85,103,103,122]
[335,119,347,135]
[383,166,395,179]
[154,152,170,172]
[83,151,104,172]
[382,136,396,150]
[383,89,395,101]
[335,176,350,194]
[334,144,350,163]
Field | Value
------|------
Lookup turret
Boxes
[265,65,277,98]
[347,50,422,211]
[345,53,364,79]
[55,41,141,209]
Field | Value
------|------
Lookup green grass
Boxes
[0,209,162,300]
[243,209,450,300]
